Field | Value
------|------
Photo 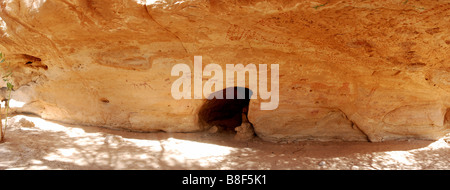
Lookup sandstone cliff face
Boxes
[0,0,449,142]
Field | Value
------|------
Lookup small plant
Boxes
[313,2,328,9]
[0,52,14,142]
[402,0,426,11]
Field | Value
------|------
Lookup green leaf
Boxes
[313,2,328,9]
[6,82,13,90]
[0,59,4,63]
[2,72,12,78]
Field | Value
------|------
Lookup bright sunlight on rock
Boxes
[0,0,450,171]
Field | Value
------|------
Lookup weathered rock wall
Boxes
[0,0,449,142]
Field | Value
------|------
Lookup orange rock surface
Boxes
[0,0,449,142]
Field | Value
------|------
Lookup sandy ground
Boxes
[1,114,450,170]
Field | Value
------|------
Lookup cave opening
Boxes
[198,87,253,133]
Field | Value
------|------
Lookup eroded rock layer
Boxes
[0,0,449,142]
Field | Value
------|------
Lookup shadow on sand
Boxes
[0,113,445,170]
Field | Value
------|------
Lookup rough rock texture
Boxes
[234,122,255,141]
[234,113,255,141]
[0,0,449,142]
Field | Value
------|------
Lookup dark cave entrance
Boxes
[198,87,253,133]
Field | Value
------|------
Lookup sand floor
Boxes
[1,114,449,170]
